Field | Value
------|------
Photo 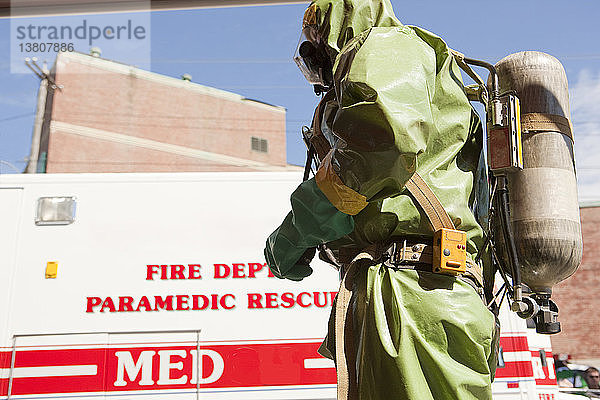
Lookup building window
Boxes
[251,137,268,153]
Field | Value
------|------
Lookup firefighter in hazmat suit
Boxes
[264,0,499,398]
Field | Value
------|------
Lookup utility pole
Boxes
[24,57,59,174]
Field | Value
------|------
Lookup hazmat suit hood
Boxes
[302,0,402,64]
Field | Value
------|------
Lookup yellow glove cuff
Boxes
[315,150,368,216]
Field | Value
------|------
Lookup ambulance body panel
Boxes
[0,172,560,399]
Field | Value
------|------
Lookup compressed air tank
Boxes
[494,51,582,294]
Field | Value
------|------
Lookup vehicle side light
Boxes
[35,197,76,225]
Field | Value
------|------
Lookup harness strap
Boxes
[405,172,455,231]
[335,258,360,400]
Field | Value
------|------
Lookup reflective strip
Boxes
[502,351,533,362]
[0,365,98,378]
[303,358,335,369]
[315,150,367,216]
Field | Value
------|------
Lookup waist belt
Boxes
[339,239,484,294]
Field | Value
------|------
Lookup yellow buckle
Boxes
[433,228,467,275]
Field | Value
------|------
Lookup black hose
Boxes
[463,57,500,100]
[303,145,315,182]
[497,180,522,295]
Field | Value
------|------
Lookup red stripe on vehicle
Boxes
[3,341,336,395]
[499,336,529,352]
[0,350,11,368]
[495,361,534,379]
[1,340,546,396]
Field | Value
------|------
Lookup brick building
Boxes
[27,50,297,173]
[551,204,600,366]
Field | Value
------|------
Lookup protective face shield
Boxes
[293,27,333,89]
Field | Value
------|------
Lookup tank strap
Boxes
[521,112,574,142]
[405,172,455,231]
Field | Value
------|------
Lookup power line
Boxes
[0,112,35,123]
[46,121,307,135]
[40,111,306,123]
[0,160,21,173]
[150,59,291,64]
[76,54,600,64]
[0,160,298,168]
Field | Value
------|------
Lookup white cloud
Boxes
[571,69,600,202]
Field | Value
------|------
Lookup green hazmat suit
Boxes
[264,0,498,398]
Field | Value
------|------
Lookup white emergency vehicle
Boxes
[0,172,564,399]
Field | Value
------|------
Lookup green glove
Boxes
[266,247,316,281]
[264,178,354,281]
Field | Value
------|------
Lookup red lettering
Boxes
[176,295,189,310]
[214,264,230,279]
[188,264,202,279]
[86,297,101,312]
[154,295,173,311]
[248,263,264,278]
[281,292,294,308]
[170,265,185,279]
[192,295,209,310]
[118,296,134,312]
[220,294,235,309]
[100,297,116,312]
[232,263,246,278]
[160,265,168,280]
[265,293,279,308]
[314,292,328,307]
[211,294,219,310]
[247,293,263,308]
[329,291,337,305]
[136,296,152,311]
[146,265,159,280]
[267,268,275,278]
[297,292,311,308]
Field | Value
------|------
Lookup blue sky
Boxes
[1,0,599,198]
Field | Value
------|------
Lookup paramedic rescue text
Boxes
[85,263,338,313]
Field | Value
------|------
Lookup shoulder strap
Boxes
[405,172,455,231]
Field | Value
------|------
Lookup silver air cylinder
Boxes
[494,52,582,296]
